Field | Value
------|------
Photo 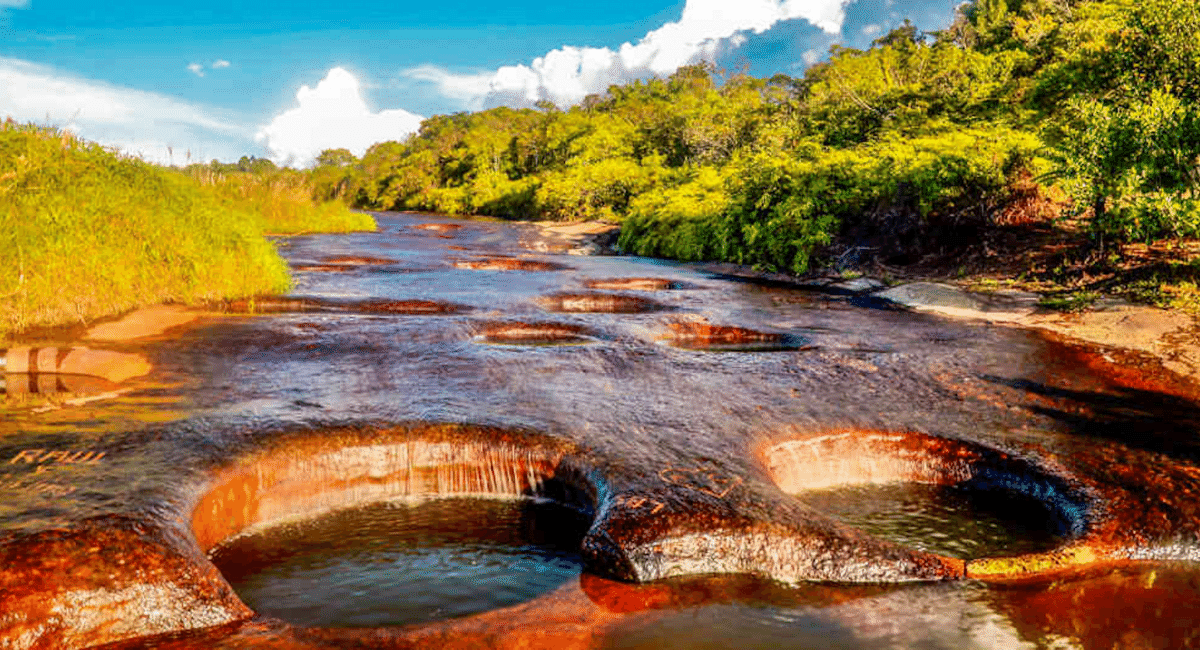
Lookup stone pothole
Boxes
[760,430,1090,567]
[195,426,598,627]
[583,278,680,292]
[661,319,808,352]
[539,292,665,314]
[455,258,568,272]
[474,321,596,345]
[220,297,471,315]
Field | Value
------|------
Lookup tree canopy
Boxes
[306,0,1200,273]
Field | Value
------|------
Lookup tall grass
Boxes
[188,167,376,234]
[0,121,370,339]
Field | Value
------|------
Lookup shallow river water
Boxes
[3,212,1200,649]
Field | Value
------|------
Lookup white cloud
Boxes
[402,0,849,110]
[0,0,30,8]
[402,65,493,105]
[0,57,256,164]
[187,63,205,77]
[212,60,231,69]
[256,67,424,168]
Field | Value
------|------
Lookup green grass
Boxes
[0,121,373,340]
[1117,261,1200,317]
[188,167,376,234]
[1037,290,1101,313]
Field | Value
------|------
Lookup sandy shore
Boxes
[875,281,1200,384]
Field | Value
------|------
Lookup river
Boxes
[2,211,1199,649]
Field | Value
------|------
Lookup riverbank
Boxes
[3,212,1195,412]
[527,217,1200,388]
[0,122,375,344]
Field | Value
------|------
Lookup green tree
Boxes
[315,148,356,168]
[1042,0,1200,240]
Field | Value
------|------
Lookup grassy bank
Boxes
[0,121,373,340]
[189,166,376,235]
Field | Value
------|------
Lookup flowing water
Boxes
[3,211,1200,649]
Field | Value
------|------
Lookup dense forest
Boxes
[293,0,1198,276]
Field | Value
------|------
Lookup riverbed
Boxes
[2,212,1199,649]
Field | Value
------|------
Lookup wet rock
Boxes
[475,321,595,345]
[290,264,357,273]
[567,242,602,256]
[354,299,470,315]
[881,284,1200,383]
[319,255,397,266]
[525,221,620,256]
[1027,305,1200,382]
[584,278,678,292]
[413,223,464,233]
[661,319,797,351]
[877,282,1042,323]
[539,292,664,314]
[221,297,326,313]
[829,277,887,293]
[85,305,198,341]
[586,484,966,585]
[220,297,470,315]
[0,516,250,649]
[2,346,151,383]
[454,258,569,272]
[191,425,593,554]
[290,256,398,273]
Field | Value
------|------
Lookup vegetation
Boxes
[0,123,372,339]
[187,158,375,235]
[308,0,1199,283]
[5,0,1198,337]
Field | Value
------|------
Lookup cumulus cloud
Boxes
[187,63,205,77]
[402,0,850,110]
[256,67,424,167]
[0,56,256,163]
[401,0,962,111]
[212,60,231,69]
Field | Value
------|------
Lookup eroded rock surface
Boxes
[4,212,1200,649]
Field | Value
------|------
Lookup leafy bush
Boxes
[535,158,658,221]
[467,171,540,219]
[620,166,728,260]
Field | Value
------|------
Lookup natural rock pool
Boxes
[2,212,1200,648]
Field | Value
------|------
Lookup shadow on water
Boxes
[982,374,1200,460]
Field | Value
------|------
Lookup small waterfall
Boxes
[191,431,591,553]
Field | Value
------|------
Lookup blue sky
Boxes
[1,0,961,166]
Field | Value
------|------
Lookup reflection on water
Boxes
[593,576,1028,650]
[210,497,590,628]
[799,483,1063,559]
